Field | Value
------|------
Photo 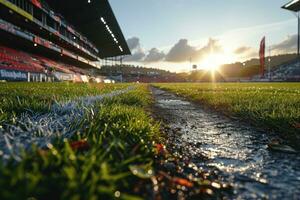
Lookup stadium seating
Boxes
[32,55,73,74]
[267,58,300,81]
[0,45,88,76]
[0,46,45,73]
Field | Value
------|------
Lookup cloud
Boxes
[234,46,252,54]
[125,37,165,62]
[144,48,166,62]
[125,48,165,63]
[246,50,258,59]
[124,37,146,62]
[194,38,223,61]
[271,34,297,54]
[234,46,258,59]
[165,38,223,62]
[165,39,196,62]
[124,32,298,66]
[126,37,141,51]
[124,49,146,62]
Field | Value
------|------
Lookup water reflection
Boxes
[153,88,300,199]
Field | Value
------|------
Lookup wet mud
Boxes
[151,87,300,200]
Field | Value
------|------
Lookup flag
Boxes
[259,36,265,77]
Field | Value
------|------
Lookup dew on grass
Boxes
[0,87,134,161]
[114,191,121,198]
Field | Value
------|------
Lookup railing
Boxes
[0,19,101,69]
[35,0,99,54]
[1,0,99,59]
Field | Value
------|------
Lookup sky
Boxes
[110,0,298,72]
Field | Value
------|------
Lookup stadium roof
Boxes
[282,0,300,12]
[44,0,131,58]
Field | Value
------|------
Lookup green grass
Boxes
[2,82,298,199]
[153,83,300,141]
[0,83,161,200]
[0,82,129,125]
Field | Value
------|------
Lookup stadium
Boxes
[0,1,299,200]
[0,0,300,83]
[0,0,130,82]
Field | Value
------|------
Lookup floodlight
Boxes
[282,0,300,55]
[282,0,300,11]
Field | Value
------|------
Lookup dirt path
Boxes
[151,87,300,200]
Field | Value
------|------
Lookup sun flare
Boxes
[198,52,238,72]
[199,53,227,71]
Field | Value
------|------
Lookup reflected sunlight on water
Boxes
[153,88,300,199]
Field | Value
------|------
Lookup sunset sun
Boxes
[0,0,299,199]
[199,53,228,71]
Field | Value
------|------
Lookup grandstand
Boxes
[260,0,300,82]
[0,0,130,82]
[250,0,300,82]
[264,58,300,81]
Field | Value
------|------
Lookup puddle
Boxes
[152,87,300,199]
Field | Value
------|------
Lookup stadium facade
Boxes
[0,0,130,82]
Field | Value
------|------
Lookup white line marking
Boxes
[0,86,134,161]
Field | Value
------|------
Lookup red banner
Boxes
[34,37,50,48]
[259,36,265,77]
[31,0,42,8]
[34,36,41,44]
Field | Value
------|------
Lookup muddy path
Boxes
[151,87,300,200]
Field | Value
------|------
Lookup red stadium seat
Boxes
[0,46,89,77]
[0,46,44,73]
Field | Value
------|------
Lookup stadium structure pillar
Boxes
[120,56,123,66]
[297,12,300,57]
